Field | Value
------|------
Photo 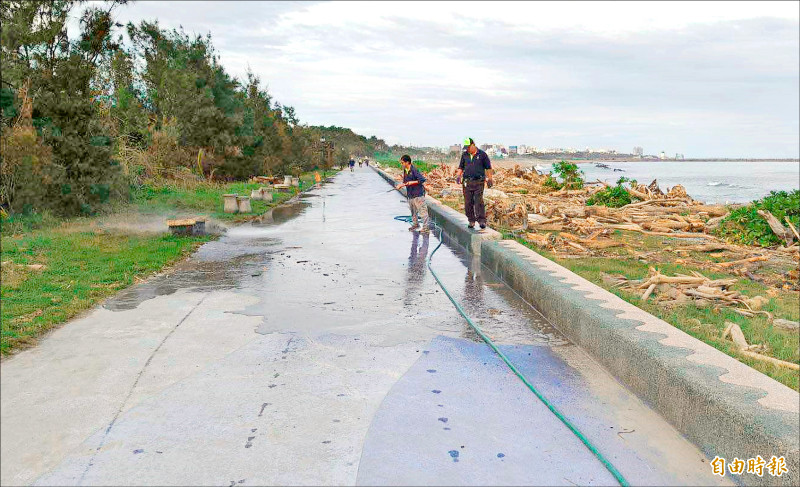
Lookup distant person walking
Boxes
[395,155,429,233]
[349,157,356,172]
[358,159,363,167]
[455,138,493,230]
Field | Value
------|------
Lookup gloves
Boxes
[456,176,462,185]
[486,179,494,188]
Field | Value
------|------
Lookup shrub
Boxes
[715,190,800,247]
[549,160,584,189]
[587,184,632,208]
[543,175,561,190]
[0,124,62,214]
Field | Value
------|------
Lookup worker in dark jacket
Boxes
[455,138,493,229]
[395,155,429,233]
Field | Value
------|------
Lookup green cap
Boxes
[463,137,473,146]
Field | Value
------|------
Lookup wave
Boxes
[707,181,723,186]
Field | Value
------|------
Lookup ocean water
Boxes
[533,160,800,204]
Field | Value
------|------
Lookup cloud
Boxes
[96,1,799,157]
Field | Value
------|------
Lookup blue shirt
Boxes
[459,149,492,179]
[402,164,426,198]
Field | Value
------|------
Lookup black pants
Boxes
[462,179,486,224]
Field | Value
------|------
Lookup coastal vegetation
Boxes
[716,190,800,247]
[375,155,439,173]
[543,161,584,190]
[0,1,388,217]
[586,177,634,208]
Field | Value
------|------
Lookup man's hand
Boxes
[395,183,404,190]
[486,178,494,188]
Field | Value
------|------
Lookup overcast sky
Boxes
[97,1,799,157]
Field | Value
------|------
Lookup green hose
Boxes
[394,214,628,486]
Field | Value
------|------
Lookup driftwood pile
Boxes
[604,267,772,315]
[422,164,730,236]
[382,164,800,289]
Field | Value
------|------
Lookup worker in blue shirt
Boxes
[455,137,493,230]
[395,154,430,233]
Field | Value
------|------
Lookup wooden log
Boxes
[641,283,656,301]
[564,241,588,252]
[558,232,582,242]
[621,198,690,209]
[647,275,706,285]
[685,243,735,252]
[585,205,610,217]
[537,223,563,231]
[685,289,735,301]
[725,322,750,350]
[773,318,799,332]
[642,224,675,233]
[582,239,623,249]
[604,223,720,240]
[524,233,550,247]
[757,209,794,245]
[722,322,734,339]
[784,217,800,242]
[716,255,768,268]
[739,350,800,371]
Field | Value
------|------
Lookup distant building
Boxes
[518,145,527,155]
[675,153,684,160]
[633,146,643,156]
[509,145,518,155]
[659,151,667,160]
[449,144,462,153]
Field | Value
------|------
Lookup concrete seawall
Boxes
[371,164,799,486]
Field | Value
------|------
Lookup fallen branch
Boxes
[716,255,768,268]
[641,283,656,301]
[723,322,750,350]
[620,198,690,209]
[740,350,800,371]
[757,209,794,246]
[784,216,800,242]
[773,318,799,332]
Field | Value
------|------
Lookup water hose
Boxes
[393,214,629,486]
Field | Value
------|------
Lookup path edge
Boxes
[371,164,799,486]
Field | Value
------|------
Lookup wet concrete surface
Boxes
[1,168,730,486]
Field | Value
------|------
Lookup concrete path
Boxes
[1,168,731,486]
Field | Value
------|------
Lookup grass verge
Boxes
[130,173,319,221]
[1,230,209,354]
[376,157,439,173]
[1,172,323,356]
[513,237,800,391]
[434,195,799,390]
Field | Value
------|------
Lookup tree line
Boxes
[0,1,388,216]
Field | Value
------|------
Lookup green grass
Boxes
[132,173,319,221]
[1,171,324,356]
[0,211,63,237]
[513,238,800,391]
[375,157,439,173]
[1,229,209,354]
